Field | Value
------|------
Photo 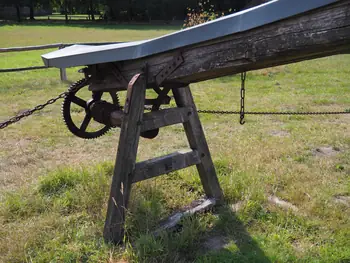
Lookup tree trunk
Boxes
[15,5,21,22]
[90,0,95,21]
[29,0,35,20]
[64,0,68,23]
[128,0,133,22]
[106,1,116,20]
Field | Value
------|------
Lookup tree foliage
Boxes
[1,0,261,22]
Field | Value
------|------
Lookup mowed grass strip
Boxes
[0,24,349,262]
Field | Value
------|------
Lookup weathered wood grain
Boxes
[90,0,350,90]
[103,73,146,245]
[140,107,192,132]
[153,198,216,237]
[133,149,201,183]
[172,85,224,203]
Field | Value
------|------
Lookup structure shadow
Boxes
[127,185,271,263]
[196,205,271,263]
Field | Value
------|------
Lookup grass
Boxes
[0,23,350,262]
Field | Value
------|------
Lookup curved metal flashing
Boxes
[41,0,337,68]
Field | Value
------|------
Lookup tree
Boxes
[2,0,26,22]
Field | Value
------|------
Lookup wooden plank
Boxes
[109,107,192,130]
[0,43,63,53]
[133,149,201,183]
[153,198,216,236]
[90,0,350,90]
[103,73,146,245]
[172,85,224,203]
[0,42,121,53]
[0,66,47,73]
[140,107,192,132]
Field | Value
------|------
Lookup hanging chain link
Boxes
[240,72,246,125]
[198,72,350,117]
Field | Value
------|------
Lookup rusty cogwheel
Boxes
[62,78,120,139]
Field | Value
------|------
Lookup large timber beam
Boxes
[90,0,350,91]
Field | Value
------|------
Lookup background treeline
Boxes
[0,0,264,22]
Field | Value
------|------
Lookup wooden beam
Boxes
[172,85,224,203]
[103,73,146,245]
[0,42,121,53]
[141,107,192,132]
[0,66,47,73]
[153,198,216,236]
[91,0,350,90]
[133,149,201,183]
[0,43,63,53]
[109,107,192,131]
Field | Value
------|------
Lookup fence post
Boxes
[59,45,67,81]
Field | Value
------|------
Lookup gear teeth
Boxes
[62,78,114,139]
[116,93,121,110]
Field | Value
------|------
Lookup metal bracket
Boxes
[155,53,184,87]
[110,63,128,87]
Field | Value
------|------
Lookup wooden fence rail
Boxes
[0,42,119,80]
[0,43,64,53]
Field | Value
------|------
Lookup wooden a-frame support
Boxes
[103,72,223,244]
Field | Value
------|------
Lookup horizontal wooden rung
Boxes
[141,107,192,132]
[132,149,200,183]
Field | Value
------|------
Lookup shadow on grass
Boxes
[128,185,271,263]
[0,20,182,31]
[196,206,271,263]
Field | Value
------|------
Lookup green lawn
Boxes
[0,23,349,263]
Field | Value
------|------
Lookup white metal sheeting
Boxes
[41,0,337,68]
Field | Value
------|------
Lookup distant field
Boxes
[0,24,349,263]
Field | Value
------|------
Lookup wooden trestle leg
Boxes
[103,73,147,244]
[103,78,223,245]
[172,85,223,202]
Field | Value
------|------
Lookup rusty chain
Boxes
[197,109,350,115]
[0,79,85,130]
[0,91,68,129]
[240,72,246,125]
[1,87,349,130]
[198,73,350,116]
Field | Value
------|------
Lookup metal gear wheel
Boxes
[62,78,120,139]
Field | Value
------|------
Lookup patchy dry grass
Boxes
[1,24,350,262]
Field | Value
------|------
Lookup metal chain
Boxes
[0,79,85,130]
[1,80,349,130]
[0,91,68,129]
[197,110,350,115]
[240,72,246,125]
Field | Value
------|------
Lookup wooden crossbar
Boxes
[133,149,201,183]
[141,107,192,132]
